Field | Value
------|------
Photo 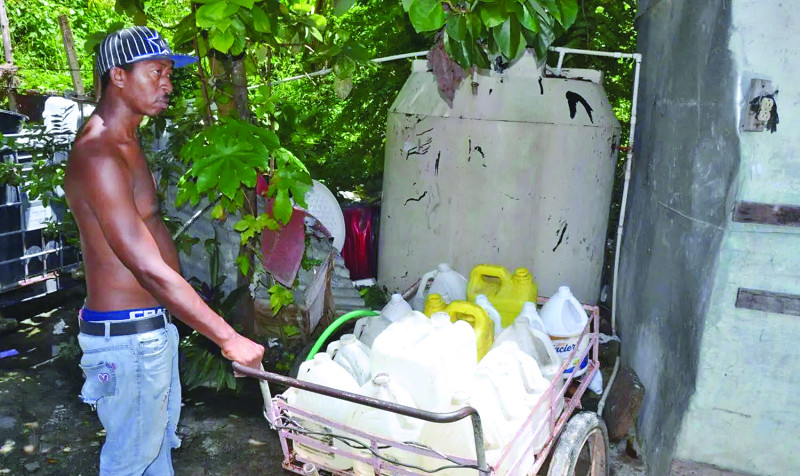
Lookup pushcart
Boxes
[233,298,608,476]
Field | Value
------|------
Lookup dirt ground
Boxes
[0,291,291,476]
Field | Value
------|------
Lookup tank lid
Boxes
[373,373,390,386]
[341,334,356,344]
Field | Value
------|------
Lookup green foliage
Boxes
[401,0,580,68]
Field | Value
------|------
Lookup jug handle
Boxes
[563,300,583,328]
[413,270,438,301]
[353,318,367,339]
[471,267,507,283]
[326,340,342,358]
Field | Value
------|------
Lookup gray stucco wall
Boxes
[617,1,740,473]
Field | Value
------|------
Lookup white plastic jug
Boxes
[326,334,372,386]
[475,294,503,336]
[419,391,477,475]
[371,311,477,411]
[517,302,547,334]
[346,373,424,475]
[410,263,468,311]
[470,342,547,447]
[381,293,413,321]
[493,316,562,383]
[353,314,392,349]
[289,353,360,470]
[540,286,590,377]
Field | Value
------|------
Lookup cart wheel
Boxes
[547,411,608,476]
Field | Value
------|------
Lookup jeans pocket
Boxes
[79,362,116,407]
[138,329,169,357]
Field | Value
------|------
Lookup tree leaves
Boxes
[407,0,445,33]
[492,16,526,60]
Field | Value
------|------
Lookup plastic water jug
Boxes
[475,294,503,335]
[346,373,424,475]
[517,301,547,334]
[540,286,590,377]
[423,293,448,316]
[419,391,477,475]
[410,263,468,311]
[381,293,413,321]
[289,353,360,470]
[442,301,494,360]
[326,334,372,386]
[493,316,562,383]
[371,312,477,411]
[467,265,538,327]
[353,313,392,349]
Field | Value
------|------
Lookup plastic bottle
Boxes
[467,265,538,327]
[423,293,448,316]
[410,263,468,311]
[381,293,413,321]
[442,301,494,360]
[475,294,503,335]
[517,302,547,334]
[347,373,424,475]
[371,312,477,411]
[289,353,360,470]
[493,315,562,383]
[419,391,477,475]
[354,294,413,348]
[539,286,590,377]
[326,334,372,386]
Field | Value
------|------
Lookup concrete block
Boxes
[603,365,645,441]
[670,459,756,476]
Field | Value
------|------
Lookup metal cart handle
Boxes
[232,361,491,475]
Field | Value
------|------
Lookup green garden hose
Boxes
[305,309,379,361]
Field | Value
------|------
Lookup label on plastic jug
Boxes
[551,335,589,375]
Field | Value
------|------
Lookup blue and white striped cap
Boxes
[97,26,196,77]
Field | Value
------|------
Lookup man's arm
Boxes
[76,154,263,368]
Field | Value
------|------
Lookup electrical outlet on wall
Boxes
[741,78,779,133]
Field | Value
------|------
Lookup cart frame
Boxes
[234,299,600,475]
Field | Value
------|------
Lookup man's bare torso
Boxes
[65,115,180,311]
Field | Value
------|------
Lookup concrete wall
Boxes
[674,1,800,474]
[618,1,740,474]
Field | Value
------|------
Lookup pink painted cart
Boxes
[234,299,608,476]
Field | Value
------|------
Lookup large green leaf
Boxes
[250,6,272,33]
[407,0,445,33]
[493,17,525,60]
[229,0,254,8]
[273,188,292,225]
[516,2,540,32]
[479,1,508,29]
[196,0,231,29]
[446,14,468,42]
[556,0,578,29]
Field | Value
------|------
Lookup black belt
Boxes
[79,314,167,336]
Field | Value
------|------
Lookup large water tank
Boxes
[378,51,620,304]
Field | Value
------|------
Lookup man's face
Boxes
[118,59,174,117]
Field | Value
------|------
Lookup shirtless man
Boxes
[64,26,264,475]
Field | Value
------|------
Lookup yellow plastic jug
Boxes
[467,265,538,327]
[423,293,448,316]
[443,301,494,360]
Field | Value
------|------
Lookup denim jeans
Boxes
[78,314,181,476]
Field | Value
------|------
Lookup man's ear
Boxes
[109,66,127,89]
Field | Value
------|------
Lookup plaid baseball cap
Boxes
[97,26,196,77]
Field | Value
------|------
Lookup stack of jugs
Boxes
[493,303,562,383]
[419,390,477,475]
[288,353,360,470]
[540,286,590,377]
[423,295,494,360]
[469,341,550,470]
[467,265,538,327]
[346,373,424,475]
[353,293,411,348]
[326,334,372,385]
[410,263,468,311]
[371,311,477,412]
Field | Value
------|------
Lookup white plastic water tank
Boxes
[378,50,621,304]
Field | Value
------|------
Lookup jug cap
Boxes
[373,373,391,386]
[437,263,452,272]
[390,293,404,302]
[557,285,572,295]
[341,334,356,344]
[522,302,537,313]
[513,268,532,281]
[431,312,451,326]
[313,352,332,361]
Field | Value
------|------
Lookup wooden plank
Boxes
[58,15,84,96]
[735,288,800,316]
[732,201,800,227]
